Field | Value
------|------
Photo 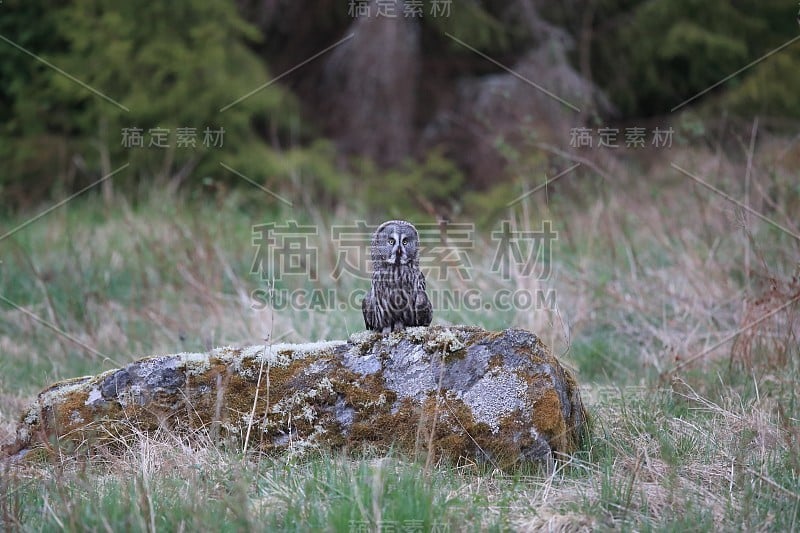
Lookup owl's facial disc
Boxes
[386,230,412,265]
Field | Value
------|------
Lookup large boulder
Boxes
[2,326,587,467]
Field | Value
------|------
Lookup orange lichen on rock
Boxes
[2,326,587,467]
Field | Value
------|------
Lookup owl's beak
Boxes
[386,239,399,264]
[385,249,402,266]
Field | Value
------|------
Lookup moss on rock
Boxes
[2,326,587,467]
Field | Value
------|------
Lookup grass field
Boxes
[1,139,799,531]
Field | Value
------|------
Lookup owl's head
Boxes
[370,220,421,267]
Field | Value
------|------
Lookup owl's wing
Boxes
[415,290,433,327]
[362,291,375,330]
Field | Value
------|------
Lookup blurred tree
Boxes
[2,0,799,214]
[0,0,69,206]
[722,0,800,121]
[583,0,800,117]
[1,0,298,208]
[725,48,800,121]
[314,0,512,167]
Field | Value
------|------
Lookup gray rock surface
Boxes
[2,326,587,467]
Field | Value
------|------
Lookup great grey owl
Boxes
[362,220,433,333]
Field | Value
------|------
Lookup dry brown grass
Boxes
[1,130,799,530]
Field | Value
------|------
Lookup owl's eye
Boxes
[388,238,395,245]
[402,238,408,246]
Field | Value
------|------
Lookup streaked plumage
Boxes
[362,220,432,333]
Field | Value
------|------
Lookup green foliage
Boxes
[260,457,470,531]
[267,140,354,210]
[362,150,465,219]
[428,0,511,52]
[462,182,520,228]
[569,329,637,384]
[0,454,498,531]
[725,48,800,119]
[0,1,66,205]
[0,0,299,205]
[589,0,797,117]
[1,160,799,530]
[3,0,799,211]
